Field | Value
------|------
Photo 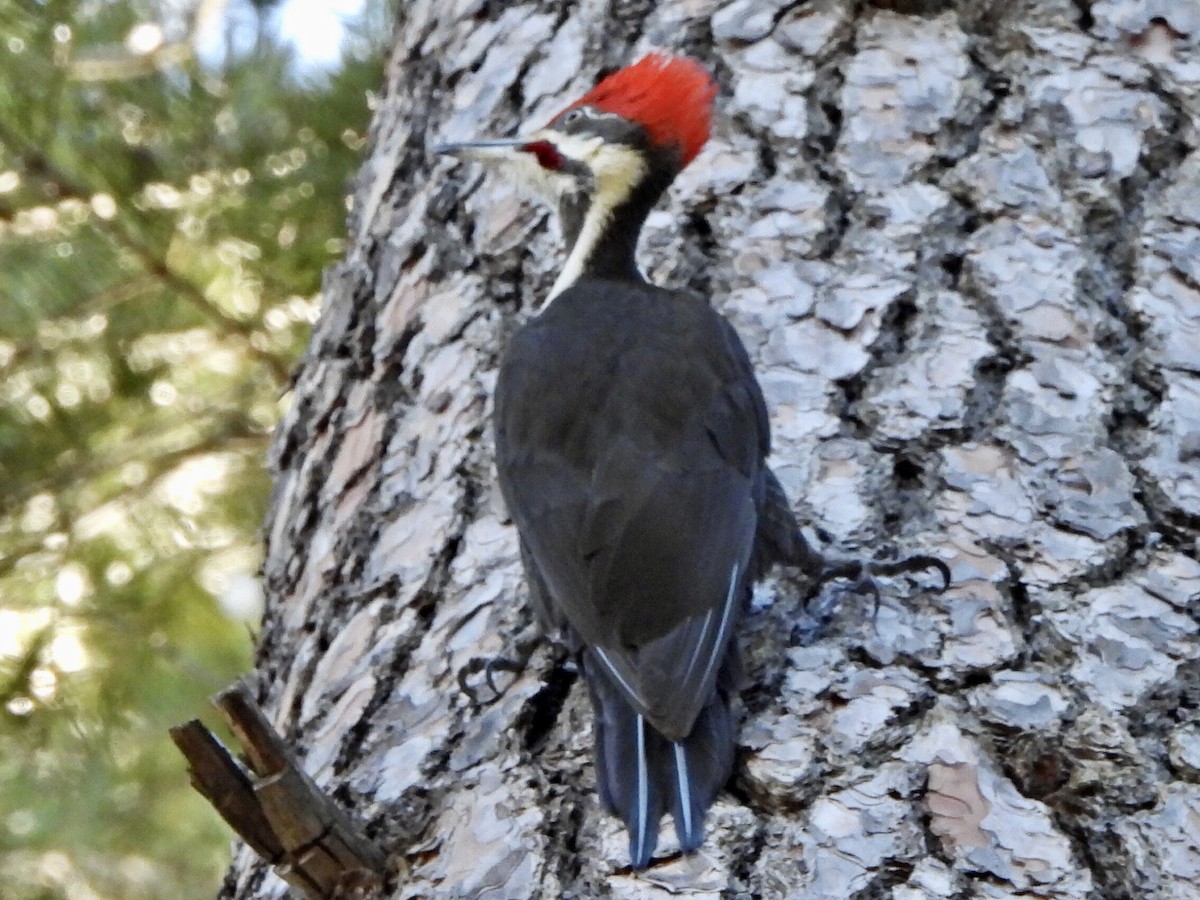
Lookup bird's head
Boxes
[436,53,717,225]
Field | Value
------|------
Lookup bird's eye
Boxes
[521,139,566,171]
[563,108,585,124]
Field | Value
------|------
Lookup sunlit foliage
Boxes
[0,1,384,896]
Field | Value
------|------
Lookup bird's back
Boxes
[494,277,768,660]
[497,279,760,468]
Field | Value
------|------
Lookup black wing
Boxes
[494,282,771,740]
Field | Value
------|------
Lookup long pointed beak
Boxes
[434,138,526,164]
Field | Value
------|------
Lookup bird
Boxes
[436,52,948,870]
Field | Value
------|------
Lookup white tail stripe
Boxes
[681,607,715,684]
[698,562,739,695]
[635,714,649,863]
[594,646,640,705]
[673,742,693,839]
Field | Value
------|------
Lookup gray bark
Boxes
[227,0,1200,896]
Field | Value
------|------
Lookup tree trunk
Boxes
[223,1,1200,896]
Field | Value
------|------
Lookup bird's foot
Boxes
[793,586,844,646]
[816,551,949,607]
[793,551,950,645]
[457,655,526,708]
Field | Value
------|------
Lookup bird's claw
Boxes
[867,554,952,592]
[793,586,844,645]
[457,655,525,707]
[798,551,951,640]
[813,553,950,599]
[809,559,883,626]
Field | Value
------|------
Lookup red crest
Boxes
[559,53,717,168]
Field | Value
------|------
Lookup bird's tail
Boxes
[584,653,735,869]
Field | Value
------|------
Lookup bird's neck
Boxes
[548,168,675,301]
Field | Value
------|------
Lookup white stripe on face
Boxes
[537,132,647,302]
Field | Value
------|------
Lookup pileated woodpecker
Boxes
[438,53,947,869]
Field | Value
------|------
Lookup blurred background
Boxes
[0,0,389,896]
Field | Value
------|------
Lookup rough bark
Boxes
[224,1,1200,896]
